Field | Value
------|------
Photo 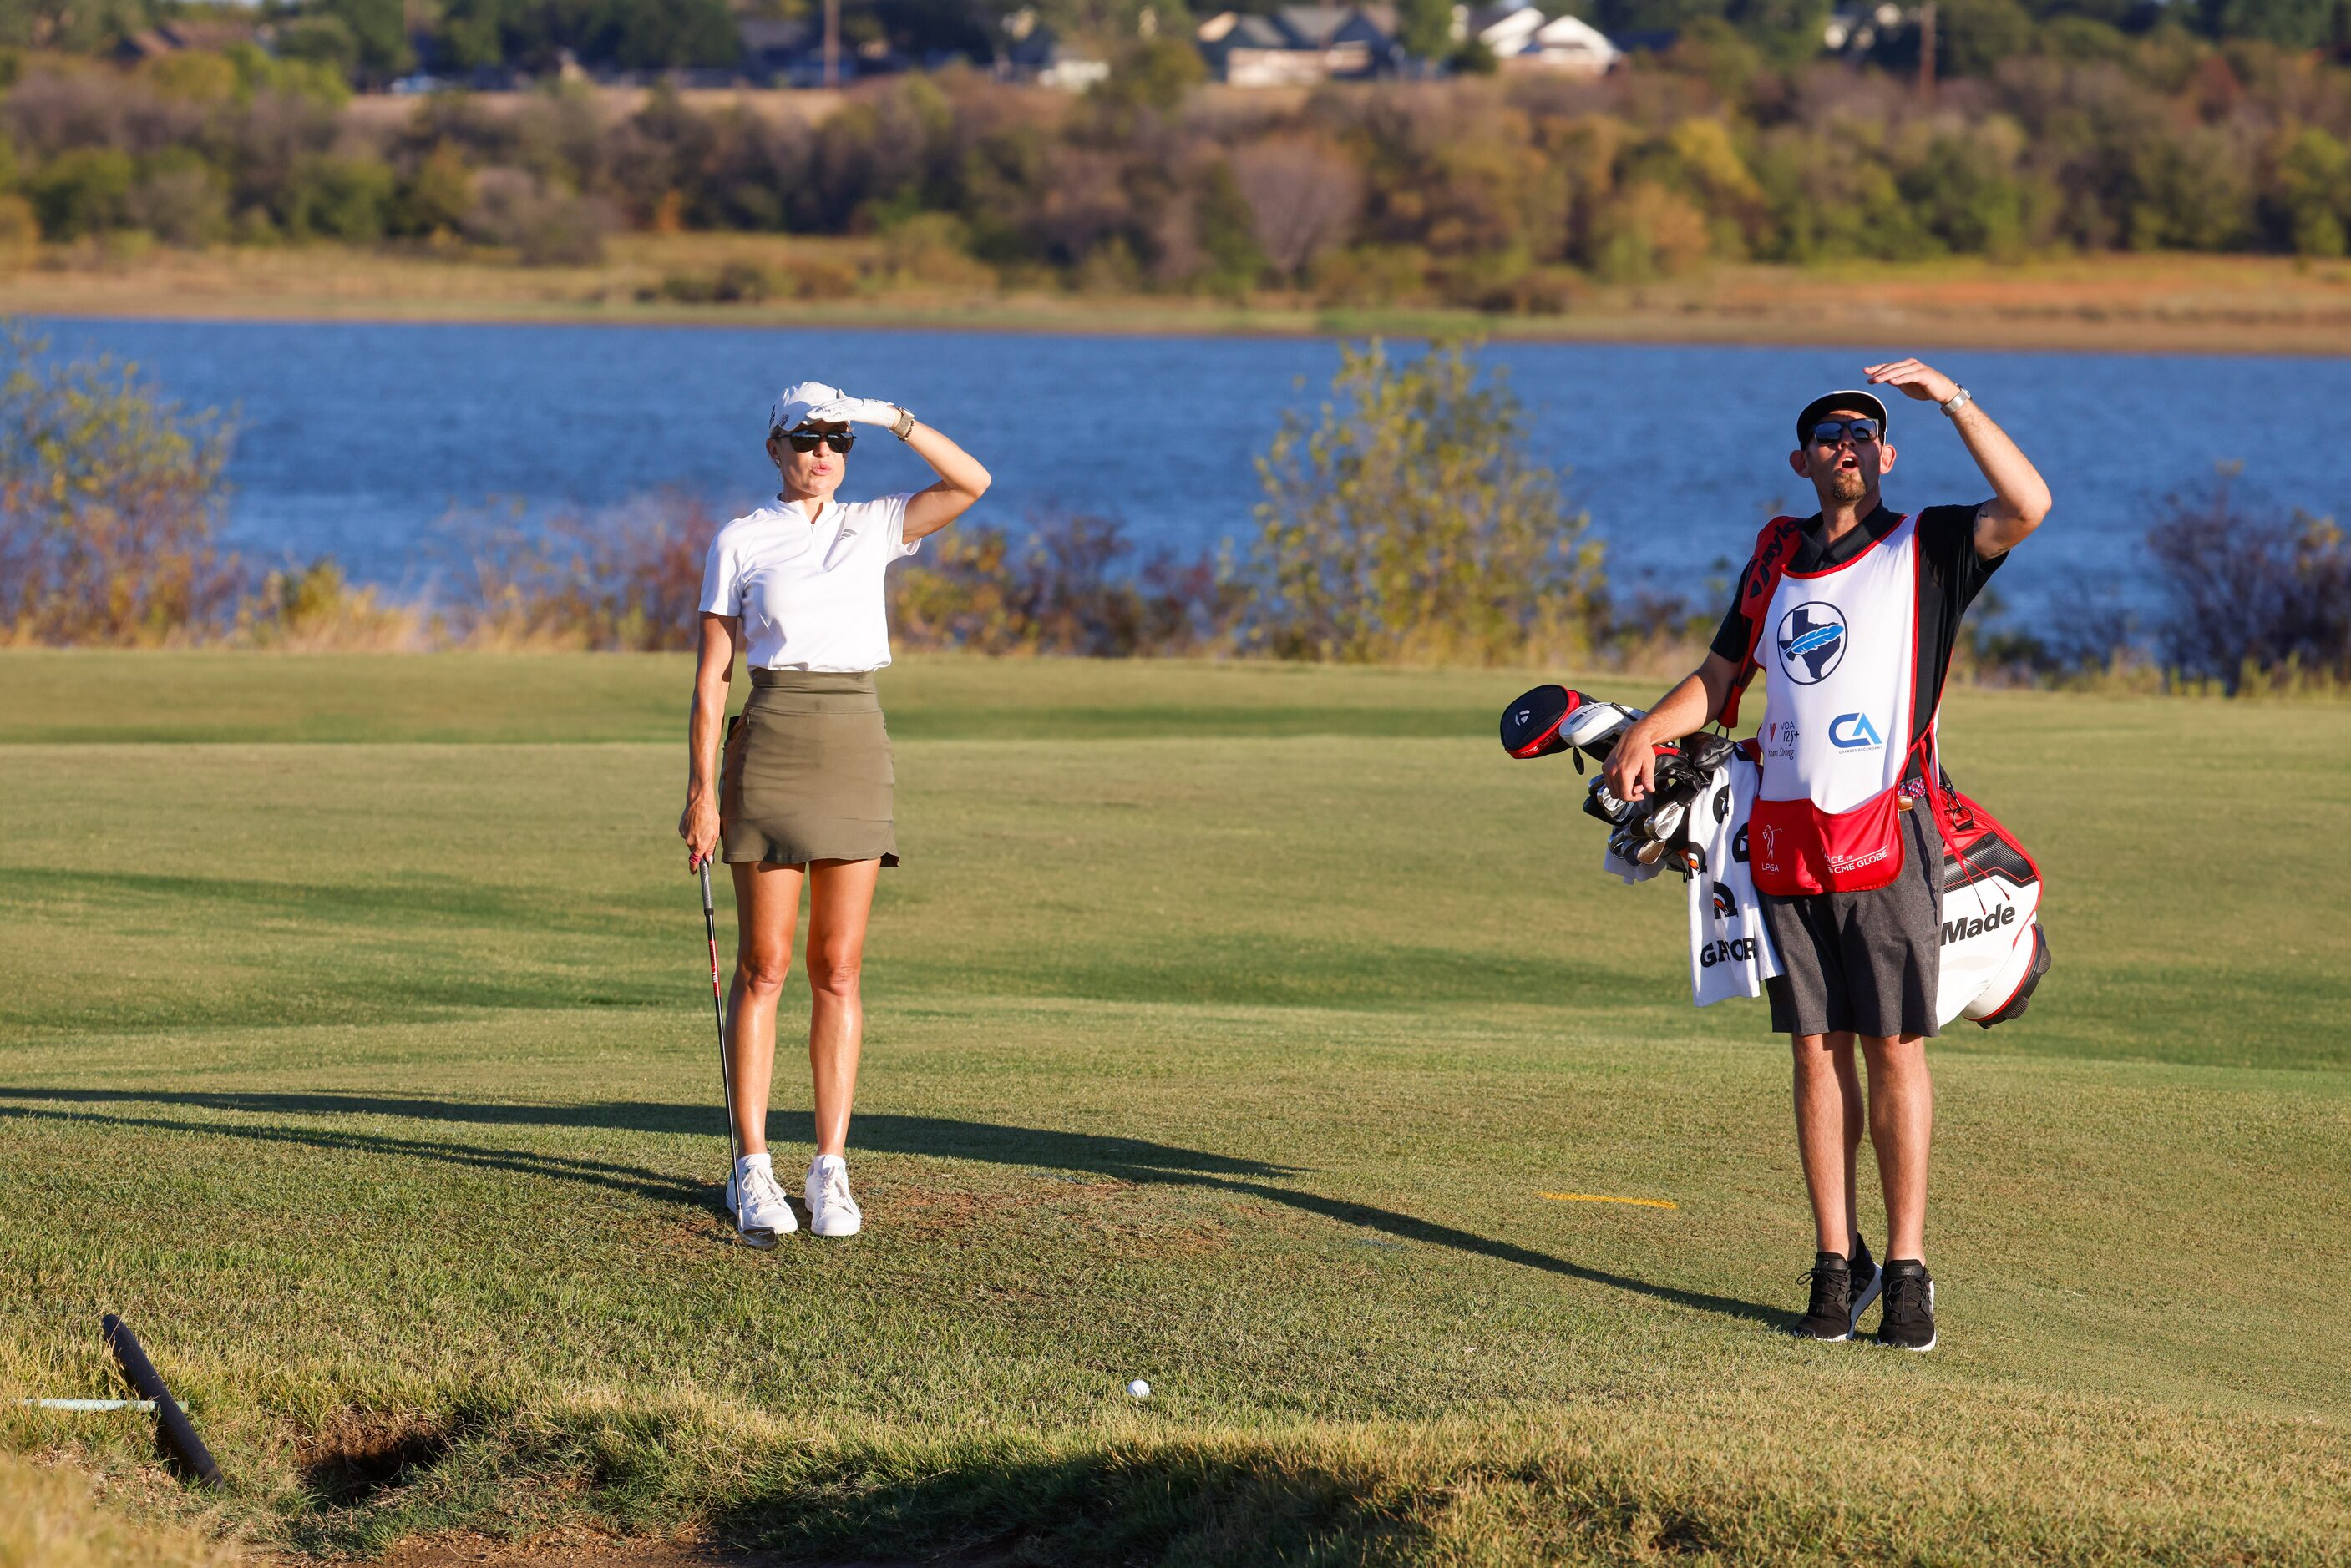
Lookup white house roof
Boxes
[1532,13,1618,53]
[1470,3,1543,48]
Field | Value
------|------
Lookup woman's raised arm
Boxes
[804,395,990,542]
[678,610,742,871]
[899,422,991,541]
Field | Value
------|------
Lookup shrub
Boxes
[0,194,35,270]
[27,146,133,240]
[1587,180,1713,281]
[892,509,1244,657]
[1311,244,1432,308]
[776,253,861,299]
[127,155,231,248]
[276,15,363,81]
[279,154,397,242]
[448,492,717,650]
[2263,126,2350,259]
[464,167,611,266]
[882,213,994,289]
[2147,472,2351,691]
[656,260,776,304]
[1091,38,1206,115]
[1249,339,1606,665]
[238,558,423,650]
[1230,139,1365,283]
[0,321,240,645]
[397,143,475,237]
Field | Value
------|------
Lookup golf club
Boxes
[100,1315,220,1490]
[697,855,763,1244]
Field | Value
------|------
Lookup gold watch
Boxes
[890,406,916,441]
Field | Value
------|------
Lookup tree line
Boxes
[5,30,2351,291]
[9,0,2351,82]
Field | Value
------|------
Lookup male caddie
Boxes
[1604,358,2050,1352]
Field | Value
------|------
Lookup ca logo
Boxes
[1828,712,1884,750]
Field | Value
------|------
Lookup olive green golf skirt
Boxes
[720,670,899,867]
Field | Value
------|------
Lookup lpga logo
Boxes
[1776,602,1847,684]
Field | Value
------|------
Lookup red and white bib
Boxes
[1747,513,1928,897]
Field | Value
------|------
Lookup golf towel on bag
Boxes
[1688,751,1783,1005]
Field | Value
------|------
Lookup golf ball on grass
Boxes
[1126,1379,1151,1399]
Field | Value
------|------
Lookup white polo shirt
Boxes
[698,493,920,671]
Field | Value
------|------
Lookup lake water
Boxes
[32,316,2351,624]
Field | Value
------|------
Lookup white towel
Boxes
[1601,839,1662,885]
[1687,752,1782,1006]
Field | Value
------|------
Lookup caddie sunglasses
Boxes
[1809,418,1882,447]
[783,430,856,454]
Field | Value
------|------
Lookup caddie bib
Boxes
[1748,513,1925,896]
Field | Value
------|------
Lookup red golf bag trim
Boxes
[1937,784,2040,892]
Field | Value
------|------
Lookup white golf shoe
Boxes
[726,1154,798,1246]
[805,1154,862,1238]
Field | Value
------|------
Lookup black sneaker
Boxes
[1847,1234,1883,1336]
[1792,1252,1857,1341]
[1877,1260,1937,1352]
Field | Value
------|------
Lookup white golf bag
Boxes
[1933,789,2050,1028]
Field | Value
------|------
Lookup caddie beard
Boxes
[1826,468,1867,504]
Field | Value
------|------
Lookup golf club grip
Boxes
[101,1315,221,1490]
[700,868,723,995]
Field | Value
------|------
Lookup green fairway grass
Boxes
[1,653,2346,1564]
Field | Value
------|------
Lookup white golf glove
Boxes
[805,395,904,429]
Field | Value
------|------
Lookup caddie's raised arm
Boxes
[1862,358,2050,558]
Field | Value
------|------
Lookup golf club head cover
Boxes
[1561,700,1639,762]
[1499,685,1644,763]
[1500,684,1578,758]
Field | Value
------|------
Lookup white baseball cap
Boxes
[768,380,844,437]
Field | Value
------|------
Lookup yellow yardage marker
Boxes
[1540,1191,1679,1210]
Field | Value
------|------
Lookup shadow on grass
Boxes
[0,1095,703,1206]
[698,1438,1457,1566]
[0,1087,1779,1326]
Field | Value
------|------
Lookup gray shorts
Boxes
[1761,806,1941,1039]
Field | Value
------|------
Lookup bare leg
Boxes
[1861,1034,1933,1262]
[1791,1031,1865,1255]
[726,861,804,1157]
[803,857,880,1158]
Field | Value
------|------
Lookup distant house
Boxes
[1195,6,1402,86]
[1006,28,1110,89]
[1455,3,1619,74]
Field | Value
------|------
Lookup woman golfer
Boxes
[678,382,989,1243]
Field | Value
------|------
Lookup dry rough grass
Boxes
[4,244,2350,355]
[0,1452,247,1567]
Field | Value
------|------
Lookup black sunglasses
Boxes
[1809,418,1881,446]
[782,429,855,454]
